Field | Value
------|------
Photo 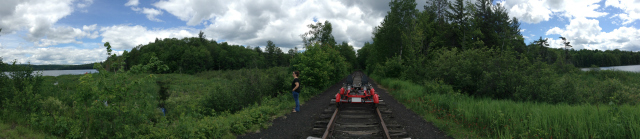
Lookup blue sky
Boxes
[0,0,639,65]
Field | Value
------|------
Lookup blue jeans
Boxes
[292,91,300,112]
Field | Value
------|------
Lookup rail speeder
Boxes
[335,72,379,106]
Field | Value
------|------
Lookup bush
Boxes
[2,59,341,138]
[372,56,404,79]
[1,61,44,122]
[197,67,291,114]
[291,43,350,89]
[390,47,640,105]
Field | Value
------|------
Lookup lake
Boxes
[581,65,640,72]
[3,69,99,77]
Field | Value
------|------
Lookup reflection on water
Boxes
[3,69,99,77]
[581,65,640,72]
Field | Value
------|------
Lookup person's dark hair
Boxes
[293,71,300,77]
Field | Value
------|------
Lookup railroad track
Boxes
[309,100,410,139]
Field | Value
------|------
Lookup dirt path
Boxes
[238,72,451,139]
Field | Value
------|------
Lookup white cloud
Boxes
[77,0,93,8]
[33,24,100,47]
[545,17,640,51]
[127,0,164,22]
[501,0,552,23]
[131,7,164,22]
[0,46,118,65]
[125,0,139,6]
[605,0,640,25]
[0,0,74,34]
[0,0,99,47]
[499,0,607,23]
[100,25,197,50]
[141,8,163,22]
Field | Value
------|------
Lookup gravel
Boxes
[238,72,452,139]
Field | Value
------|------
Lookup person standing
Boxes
[292,71,301,112]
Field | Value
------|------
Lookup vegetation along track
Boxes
[309,71,410,139]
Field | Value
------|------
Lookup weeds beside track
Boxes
[374,76,640,139]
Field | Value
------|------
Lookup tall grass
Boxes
[374,76,640,138]
[0,121,58,139]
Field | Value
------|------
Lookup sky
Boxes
[0,0,638,65]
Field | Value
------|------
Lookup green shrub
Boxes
[372,56,404,79]
[1,59,339,138]
[385,47,640,105]
[196,67,291,114]
[291,43,350,89]
[375,77,640,139]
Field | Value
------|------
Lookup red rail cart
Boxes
[335,72,379,107]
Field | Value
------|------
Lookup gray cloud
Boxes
[154,0,229,26]
[152,0,414,49]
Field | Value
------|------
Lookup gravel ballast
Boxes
[238,72,452,139]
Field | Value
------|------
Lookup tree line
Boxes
[359,0,640,74]
[102,22,359,76]
[20,64,95,70]
[357,0,640,103]
[104,32,297,74]
[359,0,527,73]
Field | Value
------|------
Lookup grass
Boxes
[0,121,57,139]
[373,75,640,139]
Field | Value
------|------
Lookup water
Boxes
[581,65,640,72]
[3,69,99,77]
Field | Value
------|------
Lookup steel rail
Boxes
[376,107,391,139]
[321,108,339,139]
[321,107,391,139]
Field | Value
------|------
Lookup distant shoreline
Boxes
[16,63,96,70]
[3,69,99,77]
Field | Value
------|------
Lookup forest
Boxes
[99,29,358,75]
[357,0,640,138]
[1,0,640,138]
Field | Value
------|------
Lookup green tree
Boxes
[446,0,469,49]
[291,43,349,89]
[265,40,277,67]
[474,0,500,48]
[463,0,485,49]
[198,30,206,43]
[338,42,357,69]
[559,37,573,64]
[103,42,115,72]
[300,20,336,47]
[425,0,448,24]
[372,0,418,64]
